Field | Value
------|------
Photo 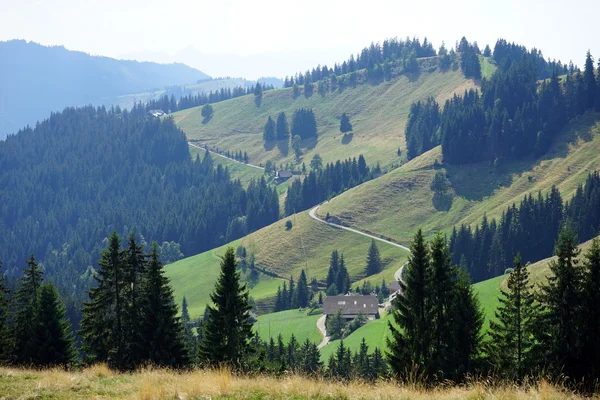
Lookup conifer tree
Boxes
[294,269,309,308]
[123,234,146,367]
[199,247,254,367]
[0,262,11,363]
[139,243,188,367]
[336,254,350,294]
[596,61,600,112]
[12,254,44,364]
[387,229,431,376]
[299,338,321,374]
[263,116,276,141]
[579,238,600,380]
[80,232,126,367]
[365,239,382,276]
[181,296,196,357]
[201,103,214,118]
[276,112,289,140]
[371,347,387,378]
[29,284,77,367]
[288,276,295,309]
[340,113,352,133]
[447,268,483,380]
[583,51,596,108]
[486,255,538,380]
[326,250,339,290]
[537,226,583,379]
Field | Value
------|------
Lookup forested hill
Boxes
[0,105,278,294]
[0,40,209,137]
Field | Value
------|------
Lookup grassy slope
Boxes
[319,113,600,244]
[254,309,322,345]
[189,146,265,187]
[173,68,475,170]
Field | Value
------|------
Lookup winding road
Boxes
[188,142,265,170]
[309,202,411,348]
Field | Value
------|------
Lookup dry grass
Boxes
[0,366,596,399]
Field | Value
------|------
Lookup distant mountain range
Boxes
[0,40,210,137]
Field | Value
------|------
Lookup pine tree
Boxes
[340,113,352,133]
[537,225,583,379]
[386,229,431,376]
[299,338,321,375]
[80,231,126,367]
[326,250,339,289]
[199,247,254,367]
[428,232,455,377]
[596,60,600,112]
[201,103,214,118]
[486,255,538,380]
[263,116,276,141]
[365,239,382,276]
[181,296,197,360]
[447,268,483,381]
[288,276,295,309]
[371,347,387,378]
[29,284,77,367]
[276,112,289,140]
[579,238,600,381]
[583,50,596,109]
[336,254,350,294]
[0,262,11,363]
[294,270,309,308]
[12,254,44,364]
[123,233,146,368]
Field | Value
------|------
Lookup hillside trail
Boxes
[188,142,264,170]
[309,202,411,347]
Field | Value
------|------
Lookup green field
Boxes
[319,113,600,244]
[173,63,474,171]
[189,146,265,187]
[254,309,322,345]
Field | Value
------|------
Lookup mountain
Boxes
[0,40,210,137]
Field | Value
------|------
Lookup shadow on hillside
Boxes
[263,140,276,151]
[341,133,353,145]
[444,113,600,201]
[277,139,289,156]
[303,136,318,151]
[406,69,422,83]
[202,115,213,124]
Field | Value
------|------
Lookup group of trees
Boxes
[223,149,249,164]
[273,270,311,312]
[0,256,76,367]
[327,339,387,380]
[291,108,317,140]
[326,250,351,295]
[284,155,373,215]
[258,333,322,374]
[0,106,280,333]
[450,172,600,283]
[407,48,599,164]
[263,112,291,141]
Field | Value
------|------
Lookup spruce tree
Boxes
[276,112,289,140]
[447,268,483,381]
[140,243,188,367]
[365,239,382,276]
[12,254,43,364]
[294,269,309,308]
[80,231,126,367]
[263,116,276,141]
[199,247,254,367]
[123,234,146,368]
[326,250,339,289]
[386,229,431,376]
[486,255,538,380]
[0,262,11,363]
[29,284,77,367]
[336,254,350,294]
[583,50,596,108]
[340,113,352,133]
[181,296,197,357]
[537,225,583,379]
[579,238,600,381]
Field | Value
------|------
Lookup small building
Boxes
[323,295,379,321]
[388,280,402,303]
[148,109,166,117]
[274,170,293,183]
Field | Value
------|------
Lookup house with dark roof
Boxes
[274,170,293,183]
[388,280,402,302]
[323,295,379,320]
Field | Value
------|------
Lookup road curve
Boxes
[316,315,329,349]
[188,142,265,170]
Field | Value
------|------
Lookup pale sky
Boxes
[1,0,598,79]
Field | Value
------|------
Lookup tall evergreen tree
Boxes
[263,116,276,141]
[276,112,289,140]
[0,262,11,363]
[294,269,309,308]
[386,229,431,376]
[29,284,77,367]
[579,238,600,381]
[139,243,188,367]
[12,254,44,364]
[365,239,382,276]
[447,268,483,380]
[326,250,339,290]
[336,255,350,294]
[123,234,146,368]
[583,50,596,108]
[340,113,352,133]
[537,225,583,379]
[80,232,126,367]
[486,255,538,380]
[199,247,254,367]
[181,296,196,357]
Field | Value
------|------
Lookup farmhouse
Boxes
[147,109,165,117]
[274,170,293,183]
[388,280,402,302]
[323,295,379,320]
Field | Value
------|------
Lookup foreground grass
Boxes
[0,365,593,400]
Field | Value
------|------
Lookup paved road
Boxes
[316,315,329,349]
[309,202,412,346]
[188,142,265,170]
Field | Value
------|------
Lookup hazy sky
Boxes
[1,0,598,79]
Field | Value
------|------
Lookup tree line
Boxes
[406,47,598,164]
[450,172,600,283]
[0,106,279,331]
[284,155,373,216]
